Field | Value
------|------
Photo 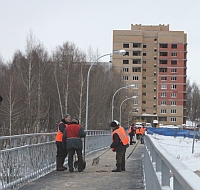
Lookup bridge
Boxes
[1,130,200,190]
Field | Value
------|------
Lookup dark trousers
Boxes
[68,148,83,171]
[116,149,126,169]
[56,143,68,158]
[129,134,135,144]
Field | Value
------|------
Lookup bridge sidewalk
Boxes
[19,141,145,190]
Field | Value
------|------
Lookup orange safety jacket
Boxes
[128,126,132,133]
[111,126,129,151]
[55,122,68,142]
[135,127,140,134]
[140,127,146,135]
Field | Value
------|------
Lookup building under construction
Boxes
[112,24,187,126]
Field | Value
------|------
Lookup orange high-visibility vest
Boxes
[128,126,132,133]
[112,126,129,150]
[55,122,68,142]
[135,127,140,134]
[140,127,146,135]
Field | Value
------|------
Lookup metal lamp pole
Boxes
[85,50,126,131]
[120,96,137,125]
[111,84,135,121]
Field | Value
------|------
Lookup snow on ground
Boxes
[149,133,200,172]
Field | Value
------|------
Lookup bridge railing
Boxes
[144,134,200,190]
[0,130,111,190]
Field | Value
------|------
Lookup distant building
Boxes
[112,24,187,125]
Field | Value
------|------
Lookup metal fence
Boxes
[0,130,111,190]
[144,134,200,190]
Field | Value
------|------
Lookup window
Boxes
[142,101,146,104]
[161,109,167,114]
[133,51,141,56]
[171,77,177,81]
[133,43,141,48]
[161,85,167,89]
[171,85,177,89]
[143,85,146,88]
[171,68,177,73]
[161,93,167,97]
[142,109,146,112]
[171,101,176,106]
[122,76,128,80]
[133,100,138,105]
[154,48,157,52]
[154,72,156,76]
[160,60,168,64]
[159,68,167,72]
[154,63,157,67]
[171,60,177,65]
[133,92,138,96]
[159,117,167,121]
[154,56,157,60]
[171,52,177,57]
[153,104,156,107]
[123,68,129,72]
[132,84,138,89]
[161,101,166,105]
[171,109,176,114]
[143,69,146,72]
[132,67,141,72]
[160,52,168,56]
[123,60,129,64]
[171,44,177,49]
[133,76,139,80]
[132,59,141,64]
[124,52,129,56]
[143,61,146,64]
[171,117,177,122]
[154,96,156,99]
[142,93,146,96]
[154,88,156,92]
[171,93,177,98]
[154,80,156,84]
[143,77,146,80]
[123,44,129,48]
[161,76,167,81]
[160,44,168,48]
[154,39,157,42]
[143,45,147,48]
[143,53,146,56]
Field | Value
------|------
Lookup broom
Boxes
[92,147,111,166]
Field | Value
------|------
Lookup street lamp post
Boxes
[85,50,126,131]
[111,84,135,121]
[120,96,137,125]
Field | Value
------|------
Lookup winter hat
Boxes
[64,114,71,119]
[110,120,120,128]
[72,117,79,124]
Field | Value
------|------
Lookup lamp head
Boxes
[113,49,126,55]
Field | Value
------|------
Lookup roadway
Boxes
[19,141,145,190]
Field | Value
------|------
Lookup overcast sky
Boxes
[0,0,200,83]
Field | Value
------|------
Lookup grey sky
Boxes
[0,0,199,83]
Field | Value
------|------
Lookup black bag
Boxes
[74,159,86,170]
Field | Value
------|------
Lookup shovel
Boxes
[92,147,111,166]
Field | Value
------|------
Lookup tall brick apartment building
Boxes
[112,24,187,126]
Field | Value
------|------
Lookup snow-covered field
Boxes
[149,133,200,172]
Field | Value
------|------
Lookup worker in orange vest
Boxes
[140,124,146,144]
[55,114,71,171]
[128,124,136,145]
[110,120,129,172]
[135,125,140,140]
